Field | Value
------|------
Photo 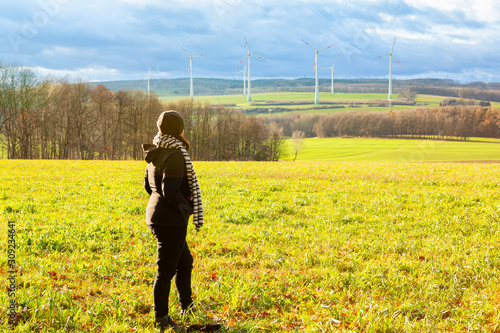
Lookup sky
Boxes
[1,0,499,83]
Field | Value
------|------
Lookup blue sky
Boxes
[1,0,499,83]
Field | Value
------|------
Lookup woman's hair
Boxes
[179,132,191,151]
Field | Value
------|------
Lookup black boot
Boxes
[155,315,183,331]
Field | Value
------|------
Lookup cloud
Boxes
[0,0,499,83]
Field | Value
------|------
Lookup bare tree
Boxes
[291,130,305,161]
[266,122,285,162]
[0,65,49,159]
[90,83,115,159]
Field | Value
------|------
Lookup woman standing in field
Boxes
[142,110,203,331]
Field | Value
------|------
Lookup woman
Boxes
[142,110,204,330]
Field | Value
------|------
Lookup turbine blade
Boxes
[319,43,336,52]
[193,53,207,59]
[391,37,396,53]
[237,56,248,67]
[180,46,191,57]
[392,55,403,67]
[250,54,266,60]
[301,39,317,51]
[244,36,250,53]
[374,54,389,59]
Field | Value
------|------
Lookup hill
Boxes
[95,77,468,97]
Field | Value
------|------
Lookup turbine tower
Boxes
[235,63,247,95]
[238,37,266,102]
[375,38,402,101]
[302,39,335,104]
[181,46,206,99]
[322,59,337,94]
[147,68,151,96]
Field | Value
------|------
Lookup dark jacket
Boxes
[142,144,193,226]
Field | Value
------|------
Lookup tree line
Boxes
[0,65,284,161]
[3,64,498,161]
[409,86,500,103]
[265,106,500,141]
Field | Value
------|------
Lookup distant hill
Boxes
[93,77,497,98]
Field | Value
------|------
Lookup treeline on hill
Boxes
[265,106,500,140]
[0,66,283,161]
[409,86,500,103]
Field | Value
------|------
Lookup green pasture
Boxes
[282,137,500,162]
[1,160,499,332]
[160,92,449,114]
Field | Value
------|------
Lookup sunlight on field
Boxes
[283,137,500,162]
[160,92,446,114]
[1,160,500,332]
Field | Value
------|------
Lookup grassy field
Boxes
[160,91,500,116]
[160,92,451,114]
[282,137,500,162]
[1,160,500,332]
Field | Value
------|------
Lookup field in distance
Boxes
[1,160,499,332]
[282,137,500,162]
[160,92,500,114]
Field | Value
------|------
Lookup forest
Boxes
[0,66,283,161]
[266,106,500,141]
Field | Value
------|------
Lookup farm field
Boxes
[160,92,453,114]
[1,160,500,332]
[161,92,500,115]
[282,137,500,162]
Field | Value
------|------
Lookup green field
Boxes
[1,160,500,332]
[160,93,452,114]
[160,92,500,116]
[282,137,500,162]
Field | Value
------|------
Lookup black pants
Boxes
[149,224,193,318]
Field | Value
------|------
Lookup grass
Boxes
[282,137,500,162]
[159,92,448,114]
[1,159,500,332]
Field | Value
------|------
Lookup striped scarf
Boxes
[153,133,204,231]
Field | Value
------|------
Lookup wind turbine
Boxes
[235,63,247,95]
[374,37,402,101]
[144,67,157,96]
[147,68,151,96]
[238,37,266,102]
[302,39,335,104]
[181,46,206,99]
[322,59,337,94]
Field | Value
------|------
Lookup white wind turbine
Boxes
[235,63,247,95]
[302,39,335,104]
[144,67,157,97]
[181,46,206,99]
[322,59,337,94]
[147,68,151,96]
[238,37,266,102]
[374,38,402,101]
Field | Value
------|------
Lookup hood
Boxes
[142,144,162,163]
[142,144,175,167]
